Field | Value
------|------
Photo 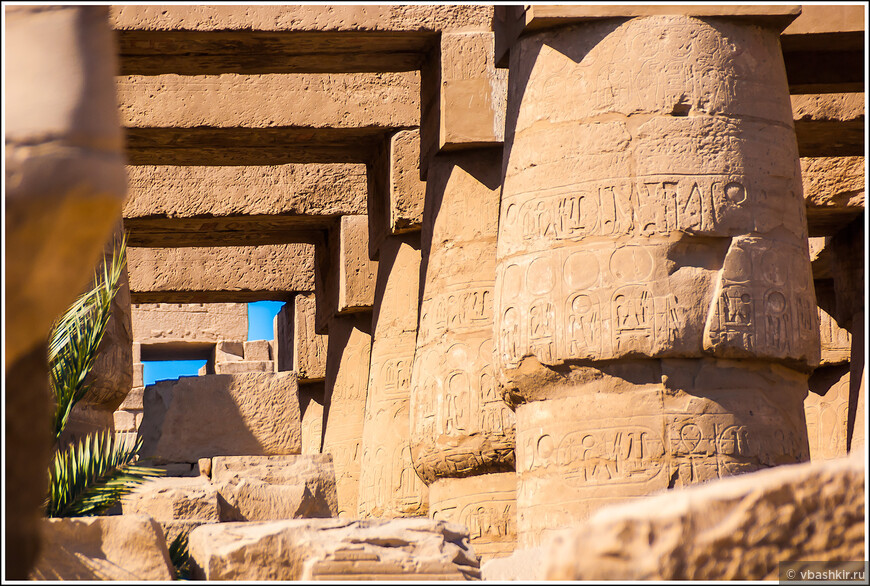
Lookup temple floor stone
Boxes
[188,518,480,580]
[543,452,865,580]
[29,515,175,581]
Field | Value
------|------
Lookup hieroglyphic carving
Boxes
[805,368,851,461]
[818,306,851,365]
[417,281,493,347]
[429,474,517,560]
[704,236,820,365]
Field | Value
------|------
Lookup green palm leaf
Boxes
[48,236,127,441]
[168,529,192,580]
[45,430,164,518]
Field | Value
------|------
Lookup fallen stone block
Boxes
[30,515,174,581]
[544,454,866,580]
[212,454,337,521]
[138,372,301,463]
[189,518,480,580]
[122,476,221,522]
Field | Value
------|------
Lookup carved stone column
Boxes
[495,13,820,546]
[358,235,428,517]
[411,149,517,560]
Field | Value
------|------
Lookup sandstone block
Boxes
[188,518,480,581]
[133,302,248,345]
[122,477,221,522]
[30,515,174,581]
[481,547,546,581]
[291,293,327,381]
[245,339,272,361]
[544,454,866,580]
[301,385,325,455]
[389,129,427,232]
[162,520,217,547]
[214,340,244,362]
[214,361,273,375]
[118,72,419,129]
[792,93,864,157]
[338,215,378,312]
[273,304,293,371]
[123,163,367,221]
[128,244,315,303]
[5,5,127,369]
[819,305,852,365]
[801,156,865,235]
[322,314,373,518]
[138,372,301,463]
[211,455,337,521]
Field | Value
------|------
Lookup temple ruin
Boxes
[5,4,866,581]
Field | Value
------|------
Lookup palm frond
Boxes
[45,430,164,518]
[48,236,127,441]
[168,529,192,580]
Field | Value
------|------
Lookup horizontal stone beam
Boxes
[128,244,315,303]
[802,156,864,237]
[123,163,366,246]
[132,302,248,345]
[793,93,864,157]
[118,72,420,129]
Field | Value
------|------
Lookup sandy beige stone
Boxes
[128,243,314,303]
[138,372,301,463]
[292,293,327,382]
[118,72,419,129]
[783,4,865,35]
[792,92,864,124]
[5,6,127,371]
[214,361,272,375]
[806,366,851,461]
[133,302,248,345]
[389,129,427,232]
[430,474,517,561]
[544,453,866,580]
[321,314,372,518]
[480,546,546,581]
[188,518,480,581]
[359,235,428,518]
[792,93,864,157]
[338,215,379,312]
[496,15,818,544]
[301,385,325,455]
[211,455,337,521]
[802,157,864,210]
[122,476,220,522]
[819,305,852,365]
[124,163,367,219]
[244,339,272,361]
[30,515,174,581]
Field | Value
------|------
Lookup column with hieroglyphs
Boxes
[358,235,428,518]
[411,149,517,559]
[494,10,821,546]
[321,314,372,518]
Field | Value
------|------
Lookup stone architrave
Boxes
[138,372,301,463]
[214,340,274,374]
[320,314,372,518]
[495,14,820,546]
[133,302,248,345]
[410,149,517,559]
[290,294,327,382]
[358,235,428,518]
[544,454,865,580]
[188,518,480,581]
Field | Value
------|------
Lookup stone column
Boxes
[495,14,820,546]
[411,149,517,559]
[321,314,372,518]
[358,234,428,518]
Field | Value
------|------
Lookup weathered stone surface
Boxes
[301,384,325,455]
[819,305,852,365]
[30,515,174,581]
[128,243,315,303]
[792,93,864,157]
[322,314,372,518]
[5,6,127,370]
[389,129,427,232]
[5,342,51,579]
[138,372,301,463]
[496,15,818,544]
[274,303,293,371]
[338,215,379,312]
[118,72,419,130]
[244,339,272,361]
[480,546,546,581]
[291,294,328,382]
[359,235,429,518]
[162,520,217,547]
[212,339,274,375]
[544,454,866,580]
[430,474,517,561]
[133,302,248,346]
[806,365,851,461]
[123,164,367,220]
[122,476,221,522]
[782,4,865,35]
[412,149,514,485]
[211,455,337,521]
[188,518,480,581]
[801,155,864,235]
[792,92,864,124]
